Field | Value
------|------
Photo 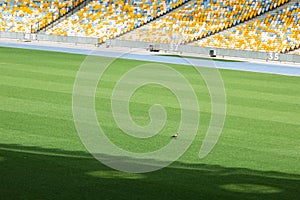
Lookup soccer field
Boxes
[0,47,299,200]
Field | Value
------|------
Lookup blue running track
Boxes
[1,41,300,77]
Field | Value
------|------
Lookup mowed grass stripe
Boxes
[2,70,300,108]
[2,55,300,112]
[96,106,299,139]
[221,68,300,83]
[0,46,85,70]
[220,129,300,156]
[0,83,209,111]
[227,88,300,104]
[0,75,73,94]
[1,67,75,84]
[223,75,300,90]
[0,96,72,120]
[1,85,71,105]
[224,81,300,97]
[98,95,300,125]
[0,62,78,77]
[227,96,300,113]
[98,60,300,97]
[0,128,85,153]
[224,114,300,138]
[0,110,76,139]
[227,104,300,125]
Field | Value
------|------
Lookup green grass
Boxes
[1,46,300,200]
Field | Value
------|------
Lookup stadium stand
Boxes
[0,0,85,33]
[291,48,300,55]
[192,1,300,53]
[0,0,298,55]
[119,0,291,44]
[45,0,189,43]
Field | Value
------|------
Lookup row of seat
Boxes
[46,0,188,42]
[0,0,85,33]
[119,0,290,44]
[192,2,300,53]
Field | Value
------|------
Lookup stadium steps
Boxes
[112,0,193,41]
[187,0,294,45]
[35,0,94,33]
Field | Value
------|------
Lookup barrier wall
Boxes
[0,31,24,40]
[111,39,300,63]
[0,31,299,63]
[0,32,99,45]
[35,34,99,45]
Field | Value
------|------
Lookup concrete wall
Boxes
[0,32,99,45]
[35,34,99,45]
[111,39,300,63]
[0,31,24,40]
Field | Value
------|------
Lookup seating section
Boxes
[119,0,290,44]
[193,2,300,53]
[291,49,300,55]
[0,0,85,33]
[46,0,188,42]
[1,0,298,55]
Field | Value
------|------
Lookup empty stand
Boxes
[46,0,188,43]
[192,1,299,53]
[1,0,298,55]
[119,0,290,44]
[0,0,85,33]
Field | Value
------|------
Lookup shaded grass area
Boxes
[0,144,299,200]
[1,46,300,199]
[157,54,243,62]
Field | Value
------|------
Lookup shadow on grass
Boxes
[0,143,299,200]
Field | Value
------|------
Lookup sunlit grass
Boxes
[0,47,299,200]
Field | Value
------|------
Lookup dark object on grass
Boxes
[171,133,179,139]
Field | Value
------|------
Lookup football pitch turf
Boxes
[0,46,300,199]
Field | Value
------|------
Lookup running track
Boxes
[1,41,300,77]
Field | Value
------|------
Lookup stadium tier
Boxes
[0,0,85,33]
[119,0,290,44]
[192,2,300,53]
[45,0,188,42]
